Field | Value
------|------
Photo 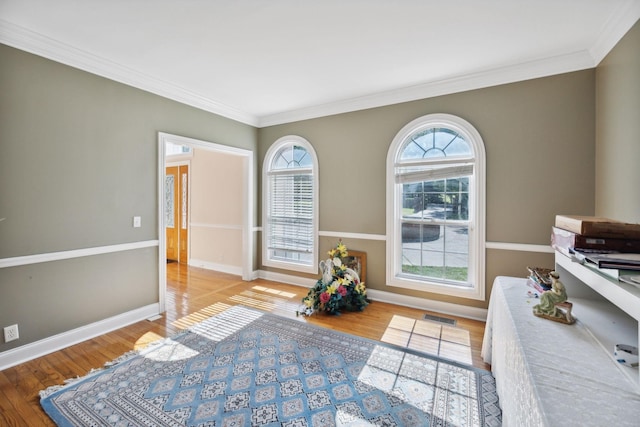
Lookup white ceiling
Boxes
[1,1,639,127]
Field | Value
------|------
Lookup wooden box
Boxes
[555,215,640,239]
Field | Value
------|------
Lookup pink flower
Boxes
[320,292,331,303]
[337,285,347,296]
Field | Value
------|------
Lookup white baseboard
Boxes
[257,270,487,321]
[365,289,487,321]
[189,259,243,276]
[0,303,160,371]
[258,270,318,288]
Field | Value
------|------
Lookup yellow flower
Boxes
[304,298,314,307]
[326,282,338,295]
[328,248,336,257]
[337,242,347,256]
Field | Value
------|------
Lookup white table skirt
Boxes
[482,276,640,427]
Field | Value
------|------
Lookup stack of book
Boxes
[552,215,640,283]
[552,215,640,257]
[526,266,553,295]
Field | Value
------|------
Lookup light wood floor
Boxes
[0,263,489,426]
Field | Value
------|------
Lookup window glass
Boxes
[400,128,472,160]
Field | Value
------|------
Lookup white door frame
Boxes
[157,132,254,313]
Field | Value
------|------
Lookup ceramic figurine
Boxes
[533,271,575,324]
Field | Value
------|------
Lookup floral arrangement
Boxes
[300,241,369,315]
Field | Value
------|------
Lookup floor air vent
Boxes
[423,314,457,326]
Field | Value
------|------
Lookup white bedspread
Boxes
[482,276,640,427]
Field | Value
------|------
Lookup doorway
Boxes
[157,133,254,314]
[165,164,189,264]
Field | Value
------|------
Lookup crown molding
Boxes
[589,0,640,64]
[2,1,639,130]
[258,1,640,127]
[0,19,259,127]
[258,50,597,127]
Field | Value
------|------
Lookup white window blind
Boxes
[395,164,473,184]
[263,136,318,273]
[267,170,314,257]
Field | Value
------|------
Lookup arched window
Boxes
[386,114,486,300]
[262,136,318,273]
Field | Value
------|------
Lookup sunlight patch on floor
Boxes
[241,290,300,307]
[190,306,263,342]
[229,290,301,313]
[139,337,200,361]
[380,315,472,365]
[172,302,233,330]
[172,288,300,335]
[229,294,278,311]
[252,285,297,298]
[134,331,164,351]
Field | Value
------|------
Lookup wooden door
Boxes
[178,165,189,264]
[165,166,179,262]
[166,165,189,263]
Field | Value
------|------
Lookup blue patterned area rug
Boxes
[41,306,501,426]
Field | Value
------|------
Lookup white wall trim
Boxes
[257,269,487,321]
[319,231,386,241]
[0,240,159,269]
[485,242,554,253]
[0,303,159,371]
[189,259,243,276]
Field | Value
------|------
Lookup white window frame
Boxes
[262,135,319,274]
[386,114,486,300]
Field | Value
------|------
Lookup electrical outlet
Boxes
[4,324,19,342]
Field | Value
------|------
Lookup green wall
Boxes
[258,70,596,308]
[0,44,257,352]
